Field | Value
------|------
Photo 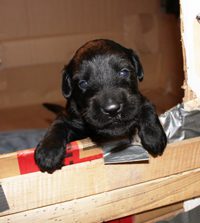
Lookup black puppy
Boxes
[34,39,167,173]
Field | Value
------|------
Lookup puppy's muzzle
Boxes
[101,99,123,117]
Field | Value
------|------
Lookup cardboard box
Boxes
[0,0,183,114]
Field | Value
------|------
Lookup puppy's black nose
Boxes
[101,102,122,116]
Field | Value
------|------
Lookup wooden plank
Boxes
[0,168,200,223]
[0,138,102,178]
[1,135,200,179]
[1,137,200,216]
[0,153,20,178]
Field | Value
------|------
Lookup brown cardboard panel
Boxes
[1,32,122,68]
[0,45,2,66]
[135,53,176,113]
[139,53,162,84]
[0,0,28,40]
[26,0,68,37]
[0,63,64,108]
[27,0,121,36]
[0,0,160,41]
[124,13,184,112]
[0,0,183,114]
[0,32,123,110]
[0,103,57,131]
[158,15,184,102]
[124,14,159,54]
[2,40,34,68]
[125,0,160,13]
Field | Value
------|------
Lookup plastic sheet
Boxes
[101,137,149,164]
[160,103,200,143]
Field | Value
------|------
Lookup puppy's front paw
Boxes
[34,142,66,173]
[139,123,167,156]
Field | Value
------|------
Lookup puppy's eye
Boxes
[118,68,130,78]
[78,80,88,90]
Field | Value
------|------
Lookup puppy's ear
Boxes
[62,65,72,99]
[129,50,144,81]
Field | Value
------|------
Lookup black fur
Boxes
[34,39,167,173]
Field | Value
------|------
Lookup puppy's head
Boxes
[62,39,144,137]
